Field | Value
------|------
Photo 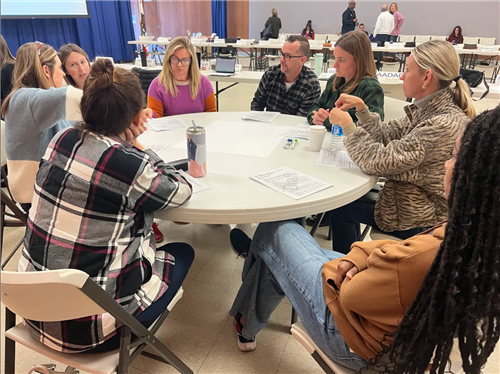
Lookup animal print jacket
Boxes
[343,88,470,232]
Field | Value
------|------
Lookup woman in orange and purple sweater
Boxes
[146,37,216,118]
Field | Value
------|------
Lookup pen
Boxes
[291,139,298,150]
[283,139,292,149]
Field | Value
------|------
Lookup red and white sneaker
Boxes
[234,313,256,352]
[152,222,164,243]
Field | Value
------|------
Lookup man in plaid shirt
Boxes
[251,35,321,117]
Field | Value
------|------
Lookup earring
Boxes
[422,85,427,89]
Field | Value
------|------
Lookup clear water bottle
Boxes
[330,124,344,150]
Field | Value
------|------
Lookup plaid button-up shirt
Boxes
[251,65,321,117]
[18,127,192,352]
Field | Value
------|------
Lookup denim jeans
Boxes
[389,35,399,42]
[374,34,390,69]
[229,220,369,371]
[330,193,430,254]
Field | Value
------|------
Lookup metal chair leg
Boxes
[309,212,325,237]
[117,326,131,374]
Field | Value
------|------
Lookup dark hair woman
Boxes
[18,59,194,353]
[301,20,315,40]
[448,25,463,44]
[1,35,16,105]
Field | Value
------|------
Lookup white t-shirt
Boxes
[285,80,295,91]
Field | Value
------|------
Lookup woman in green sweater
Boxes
[307,31,384,131]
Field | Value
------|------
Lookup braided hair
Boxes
[369,106,500,374]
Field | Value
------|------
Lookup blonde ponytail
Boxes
[412,40,476,119]
[453,78,476,119]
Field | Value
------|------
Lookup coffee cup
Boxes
[308,125,327,151]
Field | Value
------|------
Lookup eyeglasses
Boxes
[169,57,192,66]
[278,51,304,62]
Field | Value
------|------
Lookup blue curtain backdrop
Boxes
[1,0,135,62]
[211,1,227,38]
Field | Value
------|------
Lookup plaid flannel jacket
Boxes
[18,127,192,352]
[251,65,321,116]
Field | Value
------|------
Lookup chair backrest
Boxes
[479,37,496,45]
[464,36,480,45]
[132,67,162,99]
[268,38,282,46]
[415,35,431,43]
[314,34,328,42]
[1,269,106,322]
[398,35,415,43]
[330,34,341,42]
[431,35,447,41]
[1,120,7,167]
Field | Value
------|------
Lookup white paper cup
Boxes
[308,125,327,151]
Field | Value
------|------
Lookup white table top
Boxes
[141,112,377,224]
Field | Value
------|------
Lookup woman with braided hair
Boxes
[226,106,500,373]
[370,105,500,373]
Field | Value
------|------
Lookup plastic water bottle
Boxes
[330,125,344,149]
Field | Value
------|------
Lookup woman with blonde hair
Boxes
[1,35,16,104]
[261,8,281,40]
[327,39,474,253]
[2,42,145,213]
[58,43,90,89]
[307,31,384,130]
[146,36,216,118]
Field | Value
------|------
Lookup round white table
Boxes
[140,112,377,224]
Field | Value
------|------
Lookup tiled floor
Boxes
[2,73,500,374]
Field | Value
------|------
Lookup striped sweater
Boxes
[343,89,469,232]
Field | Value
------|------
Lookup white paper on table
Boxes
[143,143,169,155]
[251,166,332,200]
[317,149,358,169]
[279,124,310,140]
[147,117,188,132]
[241,111,280,123]
[178,170,210,194]
[174,120,285,158]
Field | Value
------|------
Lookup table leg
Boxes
[290,216,307,329]
[216,81,219,111]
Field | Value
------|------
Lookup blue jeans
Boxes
[87,242,195,353]
[229,221,369,371]
[330,193,430,254]
[389,35,399,42]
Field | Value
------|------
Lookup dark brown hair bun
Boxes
[88,59,114,90]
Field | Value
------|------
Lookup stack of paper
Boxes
[241,112,280,123]
[147,117,188,132]
[317,149,358,169]
[251,166,332,200]
[279,124,310,140]
[318,72,333,81]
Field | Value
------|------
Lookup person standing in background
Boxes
[389,3,404,42]
[373,4,395,69]
[263,8,282,40]
[301,20,315,40]
[447,26,464,44]
[1,35,16,106]
[342,1,358,35]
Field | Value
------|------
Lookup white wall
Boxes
[249,0,500,42]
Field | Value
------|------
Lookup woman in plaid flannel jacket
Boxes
[18,59,193,353]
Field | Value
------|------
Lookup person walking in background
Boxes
[389,3,404,42]
[301,20,315,40]
[342,1,358,35]
[262,8,281,40]
[1,35,16,106]
[373,4,395,69]
[448,26,464,44]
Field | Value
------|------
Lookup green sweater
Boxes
[307,75,385,131]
